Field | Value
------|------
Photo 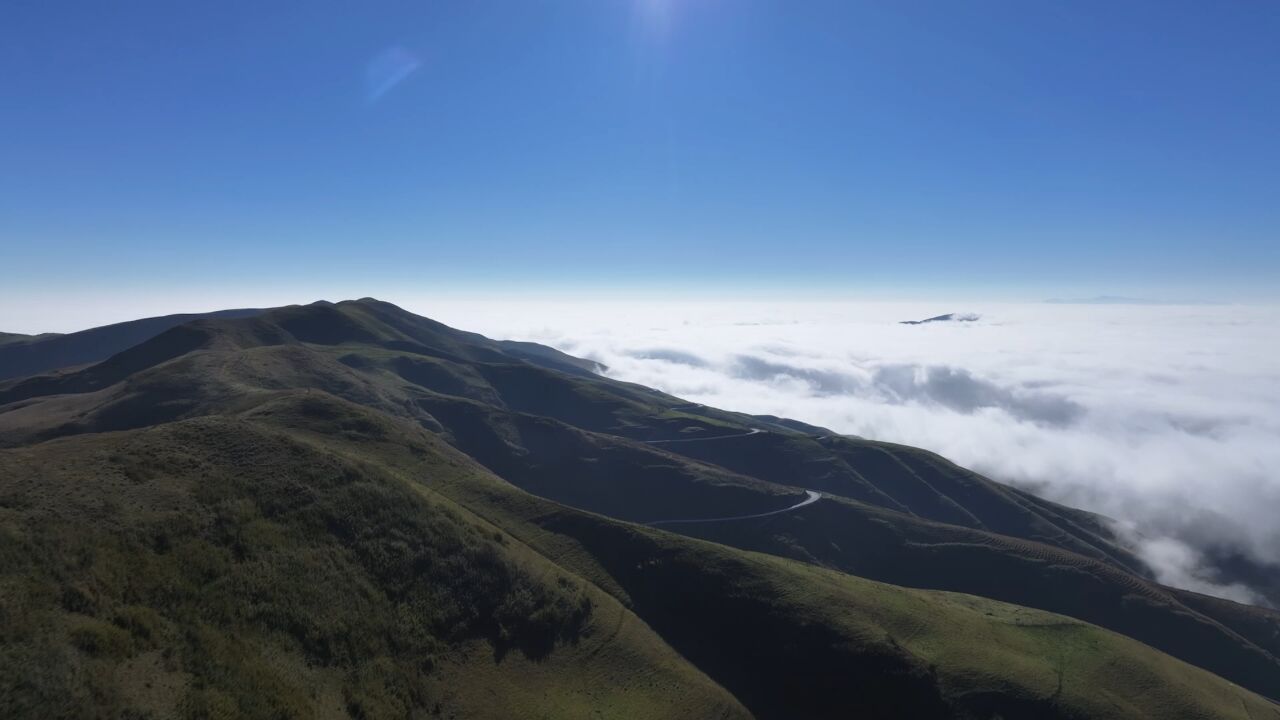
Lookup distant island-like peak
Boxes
[899,313,981,325]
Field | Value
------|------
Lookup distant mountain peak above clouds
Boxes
[899,313,981,325]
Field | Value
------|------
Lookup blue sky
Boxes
[2,0,1279,321]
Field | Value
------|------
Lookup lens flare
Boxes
[365,46,422,103]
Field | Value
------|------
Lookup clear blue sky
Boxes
[2,0,1279,323]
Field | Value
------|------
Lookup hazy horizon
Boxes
[1,289,1270,336]
[3,1,1279,309]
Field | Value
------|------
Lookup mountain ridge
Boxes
[0,307,265,381]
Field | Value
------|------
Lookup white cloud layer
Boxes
[415,299,1280,605]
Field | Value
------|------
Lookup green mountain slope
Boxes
[4,391,1275,719]
[2,298,1278,718]
[0,412,746,719]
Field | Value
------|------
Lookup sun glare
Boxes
[635,0,678,39]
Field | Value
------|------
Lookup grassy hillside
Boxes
[0,412,746,719]
[6,391,1273,719]
[2,298,1278,717]
[675,492,1280,701]
[254,392,1280,720]
[541,514,1280,720]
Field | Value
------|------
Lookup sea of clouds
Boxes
[420,298,1280,604]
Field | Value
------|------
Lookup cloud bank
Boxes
[419,299,1280,605]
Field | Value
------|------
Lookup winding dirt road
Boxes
[644,490,823,526]
[645,428,764,445]
[640,425,822,525]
